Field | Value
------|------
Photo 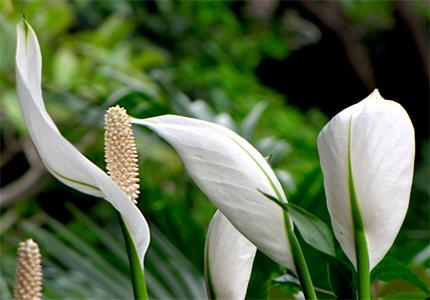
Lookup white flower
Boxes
[317,89,415,270]
[15,20,149,269]
[204,211,256,300]
[132,115,296,272]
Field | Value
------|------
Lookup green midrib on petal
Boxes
[50,168,101,192]
[23,19,30,47]
[141,119,285,200]
[229,137,295,249]
[347,118,371,300]
[229,137,284,202]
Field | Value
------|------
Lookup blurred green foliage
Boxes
[1,1,428,299]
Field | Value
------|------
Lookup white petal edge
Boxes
[317,89,415,270]
[131,115,295,272]
[204,210,257,300]
[15,20,150,267]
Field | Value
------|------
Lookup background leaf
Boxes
[371,256,430,295]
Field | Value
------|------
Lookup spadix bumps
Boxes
[105,105,140,204]
[14,239,43,300]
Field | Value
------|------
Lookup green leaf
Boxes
[260,191,336,257]
[147,226,206,299]
[66,203,127,261]
[42,212,130,287]
[287,203,336,257]
[67,204,205,299]
[67,205,182,299]
[371,256,430,295]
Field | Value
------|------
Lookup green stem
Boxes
[348,119,371,300]
[355,228,371,300]
[258,190,317,299]
[284,213,317,300]
[118,213,148,300]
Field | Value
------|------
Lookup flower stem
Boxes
[259,190,317,299]
[355,228,371,300]
[118,213,148,300]
[284,213,317,300]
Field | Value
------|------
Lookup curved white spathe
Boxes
[205,210,256,300]
[317,90,415,270]
[15,20,150,268]
[132,115,295,272]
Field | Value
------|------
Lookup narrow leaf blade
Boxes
[286,203,336,257]
[259,190,335,257]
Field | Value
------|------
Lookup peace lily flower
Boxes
[132,115,295,270]
[15,19,149,293]
[204,210,256,300]
[133,116,319,298]
[317,89,415,298]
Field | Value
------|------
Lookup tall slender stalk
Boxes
[118,213,148,300]
[355,229,371,299]
[284,213,317,300]
[261,190,317,299]
[105,106,148,299]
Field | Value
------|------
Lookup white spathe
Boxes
[317,90,415,270]
[132,115,295,272]
[204,211,256,300]
[15,20,150,268]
